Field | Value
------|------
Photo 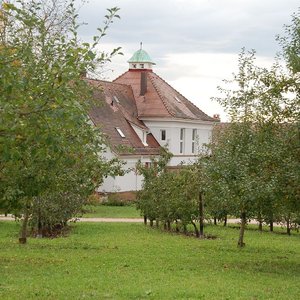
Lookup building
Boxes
[87,47,218,195]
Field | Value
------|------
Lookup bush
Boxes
[101,194,134,206]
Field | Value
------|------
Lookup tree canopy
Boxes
[205,9,300,246]
[0,0,122,242]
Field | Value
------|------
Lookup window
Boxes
[145,162,157,169]
[142,131,148,146]
[192,129,197,154]
[132,64,137,68]
[140,63,144,68]
[161,129,166,141]
[113,95,120,103]
[116,127,125,138]
[174,96,181,103]
[180,128,185,154]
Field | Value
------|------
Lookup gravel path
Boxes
[77,217,144,223]
[0,215,144,223]
[0,215,260,225]
[1,215,285,228]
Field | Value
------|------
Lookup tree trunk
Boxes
[19,210,30,244]
[175,220,179,232]
[269,220,274,232]
[191,220,199,238]
[143,216,147,226]
[156,219,159,228]
[287,217,291,236]
[237,211,246,248]
[223,215,227,227]
[183,224,187,235]
[269,212,274,232]
[167,220,171,231]
[163,222,167,230]
[37,201,43,238]
[199,191,204,237]
[258,212,263,231]
[149,219,153,227]
[213,216,217,225]
[258,221,263,232]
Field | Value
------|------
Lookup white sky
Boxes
[77,0,299,121]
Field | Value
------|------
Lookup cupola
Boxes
[128,43,155,71]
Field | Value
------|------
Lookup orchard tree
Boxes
[0,0,122,242]
[137,149,209,238]
[207,9,300,246]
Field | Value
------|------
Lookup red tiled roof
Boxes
[113,70,216,122]
[86,79,161,156]
[85,68,217,156]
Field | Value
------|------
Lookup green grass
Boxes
[0,221,299,300]
[82,204,141,218]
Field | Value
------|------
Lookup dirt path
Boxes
[0,215,261,225]
[0,215,144,223]
[77,217,144,223]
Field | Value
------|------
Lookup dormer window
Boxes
[116,127,125,138]
[142,131,148,146]
[174,96,181,103]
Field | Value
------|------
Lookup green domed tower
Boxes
[128,43,155,71]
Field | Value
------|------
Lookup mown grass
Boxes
[0,221,299,300]
[82,204,141,218]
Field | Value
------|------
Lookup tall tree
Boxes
[207,9,300,246]
[0,0,122,242]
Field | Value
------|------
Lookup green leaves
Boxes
[0,0,122,235]
[206,8,300,243]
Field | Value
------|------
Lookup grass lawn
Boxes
[82,204,141,218]
[0,221,299,300]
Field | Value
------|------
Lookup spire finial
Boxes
[140,42,142,50]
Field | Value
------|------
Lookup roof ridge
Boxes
[112,71,129,83]
[86,77,133,89]
[86,78,109,83]
[151,72,215,121]
[148,72,175,118]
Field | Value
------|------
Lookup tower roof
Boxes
[113,70,216,122]
[128,49,156,65]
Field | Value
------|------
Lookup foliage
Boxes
[136,148,209,236]
[0,0,122,240]
[206,10,300,246]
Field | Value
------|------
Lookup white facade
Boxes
[98,119,214,193]
[99,148,153,193]
[143,118,213,166]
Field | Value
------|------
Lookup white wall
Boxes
[98,119,214,192]
[98,148,154,192]
[143,119,213,166]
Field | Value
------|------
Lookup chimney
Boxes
[140,72,147,96]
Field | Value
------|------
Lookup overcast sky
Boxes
[77,0,299,120]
